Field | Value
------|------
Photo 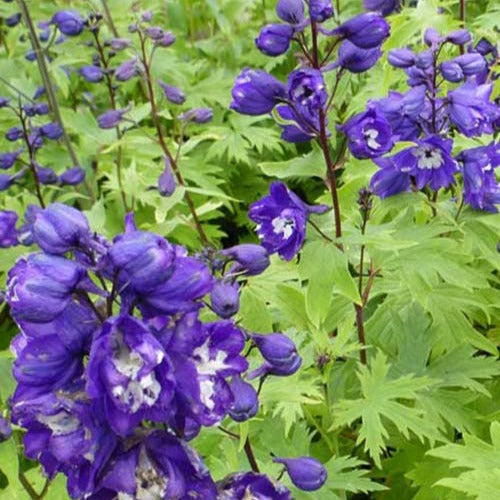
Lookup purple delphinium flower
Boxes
[51,10,84,36]
[6,13,22,27]
[158,157,176,196]
[393,135,458,190]
[35,165,58,185]
[217,472,292,499]
[32,203,91,255]
[447,83,498,137]
[114,57,139,81]
[158,81,186,104]
[309,0,334,23]
[388,48,416,68]
[364,0,401,16]
[340,108,394,159]
[252,333,301,375]
[288,68,327,111]
[86,314,175,436]
[94,431,217,498]
[0,210,18,248]
[210,280,240,318]
[80,65,104,83]
[457,143,500,212]
[274,456,328,491]
[333,12,390,49]
[40,122,63,140]
[0,149,22,170]
[440,61,464,83]
[370,156,411,199]
[6,126,24,141]
[255,24,294,57]
[156,31,176,47]
[333,40,383,73]
[179,107,213,123]
[220,243,270,276]
[231,68,287,116]
[248,181,328,260]
[228,376,259,422]
[97,109,126,129]
[446,29,471,46]
[276,0,305,24]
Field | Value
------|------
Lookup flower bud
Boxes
[158,157,176,197]
[0,415,12,442]
[440,61,464,82]
[141,10,153,22]
[51,10,84,37]
[0,173,13,192]
[114,57,139,81]
[276,0,305,24]
[0,96,10,108]
[424,28,442,47]
[364,0,400,16]
[59,166,86,186]
[158,81,186,104]
[33,86,45,99]
[25,50,37,62]
[40,122,63,140]
[334,12,389,49]
[110,38,132,51]
[97,109,125,129]
[156,31,176,47]
[475,38,496,57]
[231,68,286,116]
[252,333,299,369]
[32,103,49,115]
[210,280,240,318]
[5,126,23,141]
[80,65,103,83]
[33,203,91,254]
[387,48,415,68]
[221,244,270,276]
[446,29,471,45]
[0,210,18,248]
[6,12,21,27]
[454,53,487,76]
[35,165,58,185]
[309,0,334,22]
[255,24,293,57]
[179,107,213,124]
[145,26,164,40]
[415,49,433,69]
[334,40,382,73]
[0,149,22,170]
[228,376,259,422]
[273,456,327,491]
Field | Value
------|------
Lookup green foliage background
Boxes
[0,0,499,498]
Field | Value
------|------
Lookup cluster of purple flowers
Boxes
[231,1,390,143]
[340,28,500,211]
[4,203,327,498]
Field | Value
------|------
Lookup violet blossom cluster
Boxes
[3,202,328,498]
[340,28,500,211]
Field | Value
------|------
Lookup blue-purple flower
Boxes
[80,65,104,83]
[274,456,327,491]
[370,156,411,199]
[217,472,291,499]
[309,0,334,23]
[256,24,294,57]
[333,12,390,49]
[333,40,383,73]
[276,0,305,24]
[249,181,328,260]
[0,210,18,248]
[51,10,84,36]
[364,0,400,16]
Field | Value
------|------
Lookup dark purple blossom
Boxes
[0,149,22,169]
[453,53,487,76]
[158,157,176,196]
[145,26,165,40]
[220,243,270,276]
[252,333,301,371]
[388,48,416,68]
[340,108,394,159]
[156,31,176,47]
[40,122,64,140]
[255,24,294,57]
[370,156,411,199]
[80,65,104,83]
[114,57,139,81]
[440,61,464,82]
[248,181,328,260]
[231,68,286,116]
[6,12,21,27]
[309,0,334,23]
[333,12,390,49]
[110,38,132,51]
[446,29,471,45]
[364,0,400,16]
[217,472,291,499]
[158,81,186,104]
[0,415,12,442]
[210,280,240,318]
[333,40,382,73]
[35,165,58,185]
[6,126,24,141]
[0,210,18,248]
[97,109,126,129]
[228,376,259,422]
[179,107,213,123]
[288,68,327,111]
[59,166,86,186]
[276,0,305,24]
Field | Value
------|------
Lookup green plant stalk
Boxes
[100,0,119,37]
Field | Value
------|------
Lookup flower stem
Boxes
[244,437,260,473]
[100,0,119,37]
[138,31,209,245]
[459,0,466,54]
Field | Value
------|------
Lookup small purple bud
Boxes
[156,31,176,47]
[440,61,464,82]
[114,57,139,81]
[0,415,12,442]
[80,65,103,83]
[252,333,300,370]
[40,122,63,140]
[25,50,37,62]
[179,107,213,124]
[276,0,305,24]
[33,102,50,115]
[210,280,240,318]
[128,23,138,33]
[0,150,22,170]
[51,10,84,37]
[145,26,164,40]
[0,211,18,248]
[415,50,433,69]
[221,243,270,276]
[158,157,176,197]
[334,12,390,49]
[97,109,125,129]
[6,12,21,27]
[28,133,43,150]
[309,0,334,22]
[454,53,487,76]
[0,173,13,191]
[33,86,45,100]
[5,126,24,141]
[446,29,471,45]
[475,38,496,57]
[228,376,259,422]
[273,456,327,491]
[158,81,186,104]
[110,38,132,51]
[388,48,416,68]
[59,166,86,186]
[23,104,37,117]
[255,23,293,57]
[35,165,58,185]
[424,28,442,47]
[0,96,10,108]
[141,10,153,22]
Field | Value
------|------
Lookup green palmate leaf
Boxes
[332,352,438,467]
[428,422,500,499]
[258,148,326,179]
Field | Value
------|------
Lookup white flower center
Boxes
[272,216,295,240]
[364,128,381,149]
[415,146,443,169]
[38,411,80,435]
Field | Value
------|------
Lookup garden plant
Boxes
[0,0,499,498]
